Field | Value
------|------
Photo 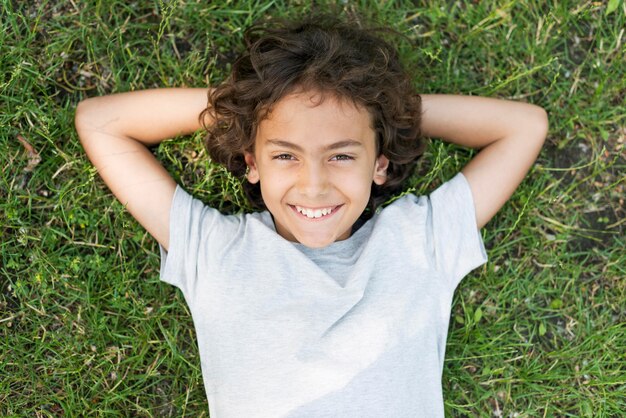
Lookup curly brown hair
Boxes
[201,14,425,214]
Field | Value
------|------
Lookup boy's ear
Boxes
[373,154,389,185]
[244,152,260,184]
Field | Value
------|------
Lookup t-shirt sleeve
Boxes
[428,173,487,287]
[159,185,239,298]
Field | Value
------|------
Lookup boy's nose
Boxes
[296,163,329,197]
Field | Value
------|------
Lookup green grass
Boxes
[1,0,624,416]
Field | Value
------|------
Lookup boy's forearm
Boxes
[75,88,212,146]
[420,94,547,149]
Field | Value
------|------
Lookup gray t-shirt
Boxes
[160,173,487,417]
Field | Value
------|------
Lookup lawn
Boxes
[1,0,624,416]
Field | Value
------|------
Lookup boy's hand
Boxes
[420,95,548,229]
[75,88,212,250]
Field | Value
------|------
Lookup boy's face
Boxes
[244,90,388,248]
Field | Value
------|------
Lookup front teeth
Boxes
[295,205,334,219]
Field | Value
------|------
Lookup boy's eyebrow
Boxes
[266,139,363,151]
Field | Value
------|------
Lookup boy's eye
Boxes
[331,154,354,161]
[273,153,294,160]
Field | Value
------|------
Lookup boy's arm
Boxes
[75,88,212,250]
[420,94,548,229]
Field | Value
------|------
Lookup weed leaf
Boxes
[606,0,621,16]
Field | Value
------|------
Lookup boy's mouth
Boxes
[291,204,342,219]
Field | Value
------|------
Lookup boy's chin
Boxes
[273,213,353,248]
[290,229,351,249]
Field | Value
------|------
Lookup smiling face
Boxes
[244,90,389,248]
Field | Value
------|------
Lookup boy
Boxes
[75,15,547,418]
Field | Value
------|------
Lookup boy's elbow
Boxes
[524,105,548,150]
[532,105,549,142]
[75,100,87,128]
[74,98,97,143]
[75,98,91,125]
